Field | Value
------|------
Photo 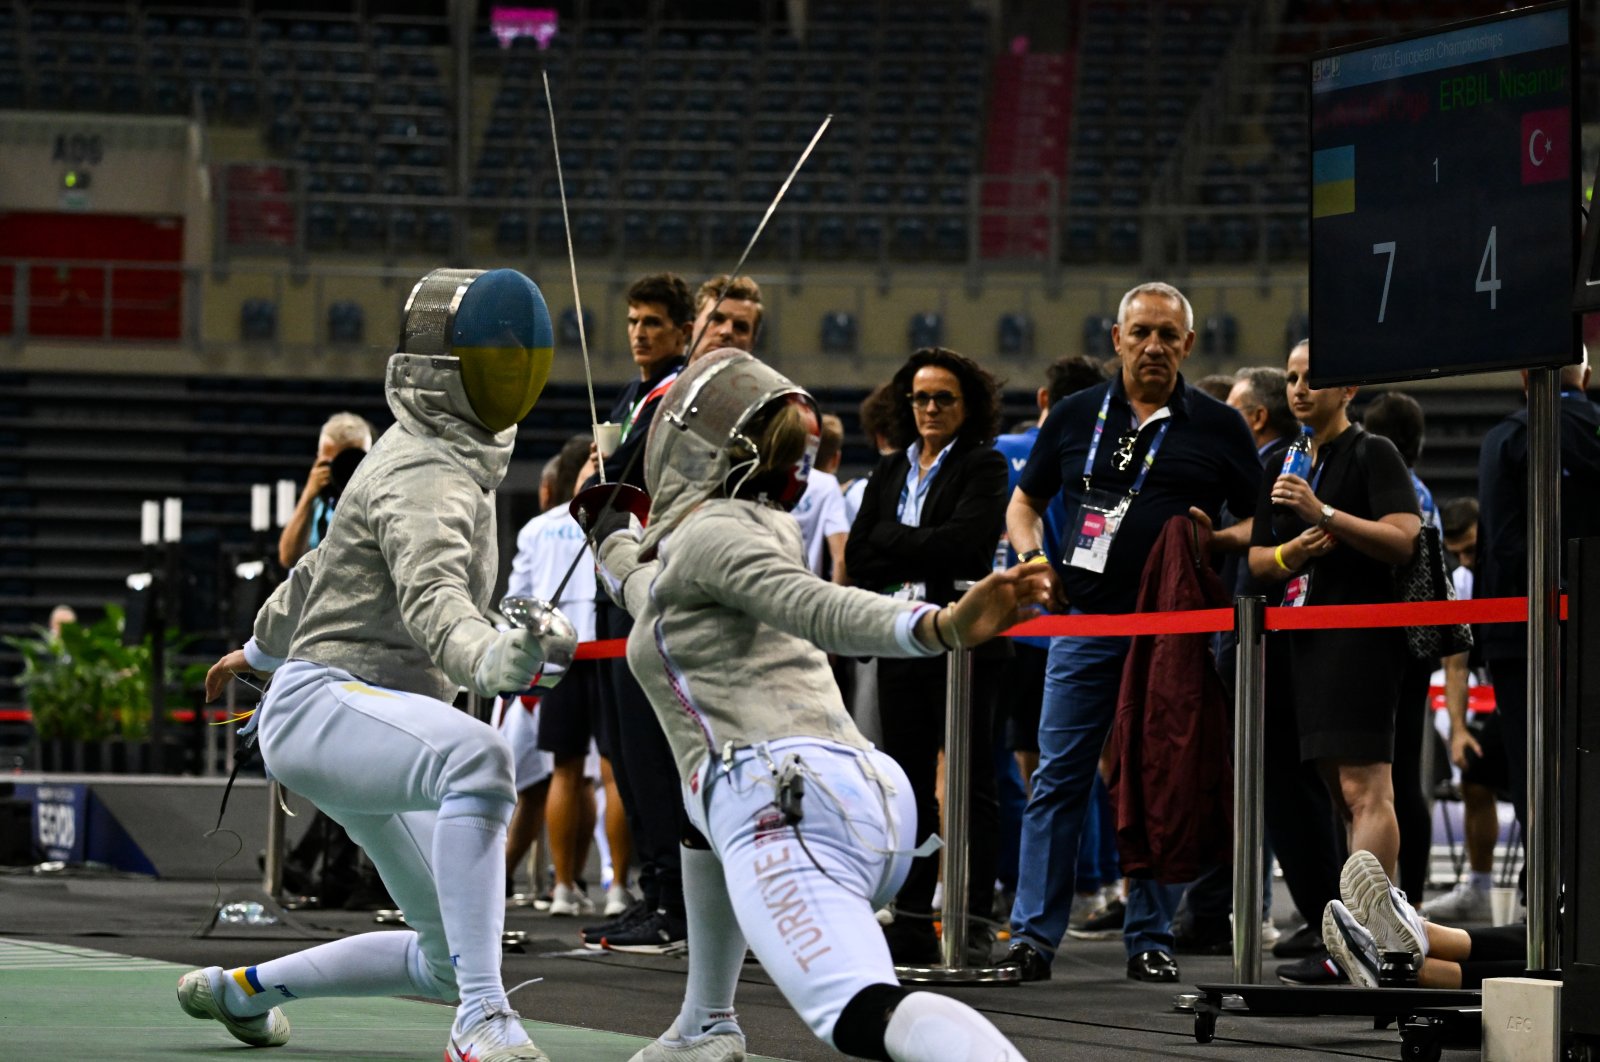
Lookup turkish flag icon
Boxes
[1521,107,1569,185]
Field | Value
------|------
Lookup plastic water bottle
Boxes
[1280,425,1312,481]
[1274,426,1313,526]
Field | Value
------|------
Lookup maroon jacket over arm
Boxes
[1106,514,1232,884]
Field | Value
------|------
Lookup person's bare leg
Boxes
[505,779,548,886]
[546,758,587,888]
[574,777,597,877]
[1418,958,1463,988]
[1336,761,1400,878]
[1425,921,1473,962]
[600,758,631,887]
[1015,751,1038,794]
[1461,782,1498,873]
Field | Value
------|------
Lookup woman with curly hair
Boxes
[844,347,1010,964]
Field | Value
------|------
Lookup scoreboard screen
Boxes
[1309,3,1577,386]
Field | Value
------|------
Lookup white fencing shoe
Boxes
[1339,850,1428,961]
[176,967,291,1048]
[628,1026,746,1062]
[447,1004,550,1062]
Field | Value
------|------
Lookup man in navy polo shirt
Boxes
[999,281,1261,984]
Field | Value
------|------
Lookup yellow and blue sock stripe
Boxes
[230,965,265,997]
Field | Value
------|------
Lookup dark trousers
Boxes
[877,654,1000,917]
[1262,638,1342,927]
[1459,923,1528,987]
[595,597,684,915]
[1487,656,1528,831]
[1393,659,1435,900]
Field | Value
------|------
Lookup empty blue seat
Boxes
[654,214,690,253]
[1081,314,1115,358]
[820,311,857,355]
[495,212,529,253]
[998,313,1033,357]
[423,210,454,254]
[241,298,278,341]
[559,307,594,348]
[908,311,943,350]
[346,206,382,248]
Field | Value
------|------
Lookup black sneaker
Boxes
[1066,897,1125,941]
[1272,921,1322,958]
[996,939,1052,982]
[1275,946,1348,985]
[601,908,688,955]
[883,916,941,966]
[579,896,651,950]
[1173,915,1232,956]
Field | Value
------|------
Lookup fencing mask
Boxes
[401,267,555,432]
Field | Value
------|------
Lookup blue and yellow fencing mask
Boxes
[401,267,555,432]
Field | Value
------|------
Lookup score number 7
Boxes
[1372,242,1396,323]
[1372,228,1500,323]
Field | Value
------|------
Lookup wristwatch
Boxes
[1316,504,1336,530]
[1019,548,1048,564]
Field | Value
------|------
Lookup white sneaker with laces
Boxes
[1420,880,1492,922]
[1321,901,1381,989]
[1260,919,1282,948]
[1339,850,1428,961]
[627,1026,747,1062]
[447,1004,549,1062]
[176,966,291,1048]
[548,882,596,917]
[605,883,635,917]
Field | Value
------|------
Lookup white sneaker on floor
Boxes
[1260,919,1282,948]
[1339,850,1428,961]
[1322,901,1381,989]
[627,1026,746,1062]
[548,882,596,917]
[1420,881,1492,922]
[1066,891,1101,931]
[605,883,636,917]
[176,966,291,1048]
[447,1004,549,1062]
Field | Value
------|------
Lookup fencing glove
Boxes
[472,628,545,698]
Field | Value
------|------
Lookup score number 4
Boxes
[1371,226,1499,323]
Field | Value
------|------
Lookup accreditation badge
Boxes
[1066,489,1130,575]
[1283,570,1312,607]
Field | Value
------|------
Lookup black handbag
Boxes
[1393,524,1474,661]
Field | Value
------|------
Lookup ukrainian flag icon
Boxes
[1312,146,1356,218]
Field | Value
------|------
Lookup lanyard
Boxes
[1082,388,1171,497]
[619,370,680,441]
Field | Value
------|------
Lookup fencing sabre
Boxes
[544,95,832,605]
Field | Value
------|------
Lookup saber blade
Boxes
[542,68,605,484]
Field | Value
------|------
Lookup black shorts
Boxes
[999,642,1047,754]
[1459,709,1510,794]
[537,658,600,760]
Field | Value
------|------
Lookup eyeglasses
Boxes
[907,390,961,410]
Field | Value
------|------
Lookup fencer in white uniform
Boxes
[586,349,1043,1062]
[178,268,571,1062]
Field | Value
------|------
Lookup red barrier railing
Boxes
[572,594,1567,660]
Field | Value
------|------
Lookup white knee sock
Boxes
[222,930,435,1017]
[884,992,1024,1062]
[433,794,517,1030]
[674,846,745,1039]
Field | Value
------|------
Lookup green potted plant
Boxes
[4,604,205,773]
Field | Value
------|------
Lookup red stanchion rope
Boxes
[566,594,1569,660]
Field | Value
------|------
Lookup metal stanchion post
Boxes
[939,644,973,969]
[896,580,1019,985]
[1526,368,1561,971]
[263,780,286,898]
[1231,595,1266,985]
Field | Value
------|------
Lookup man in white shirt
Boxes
[790,413,850,583]
[503,435,608,916]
